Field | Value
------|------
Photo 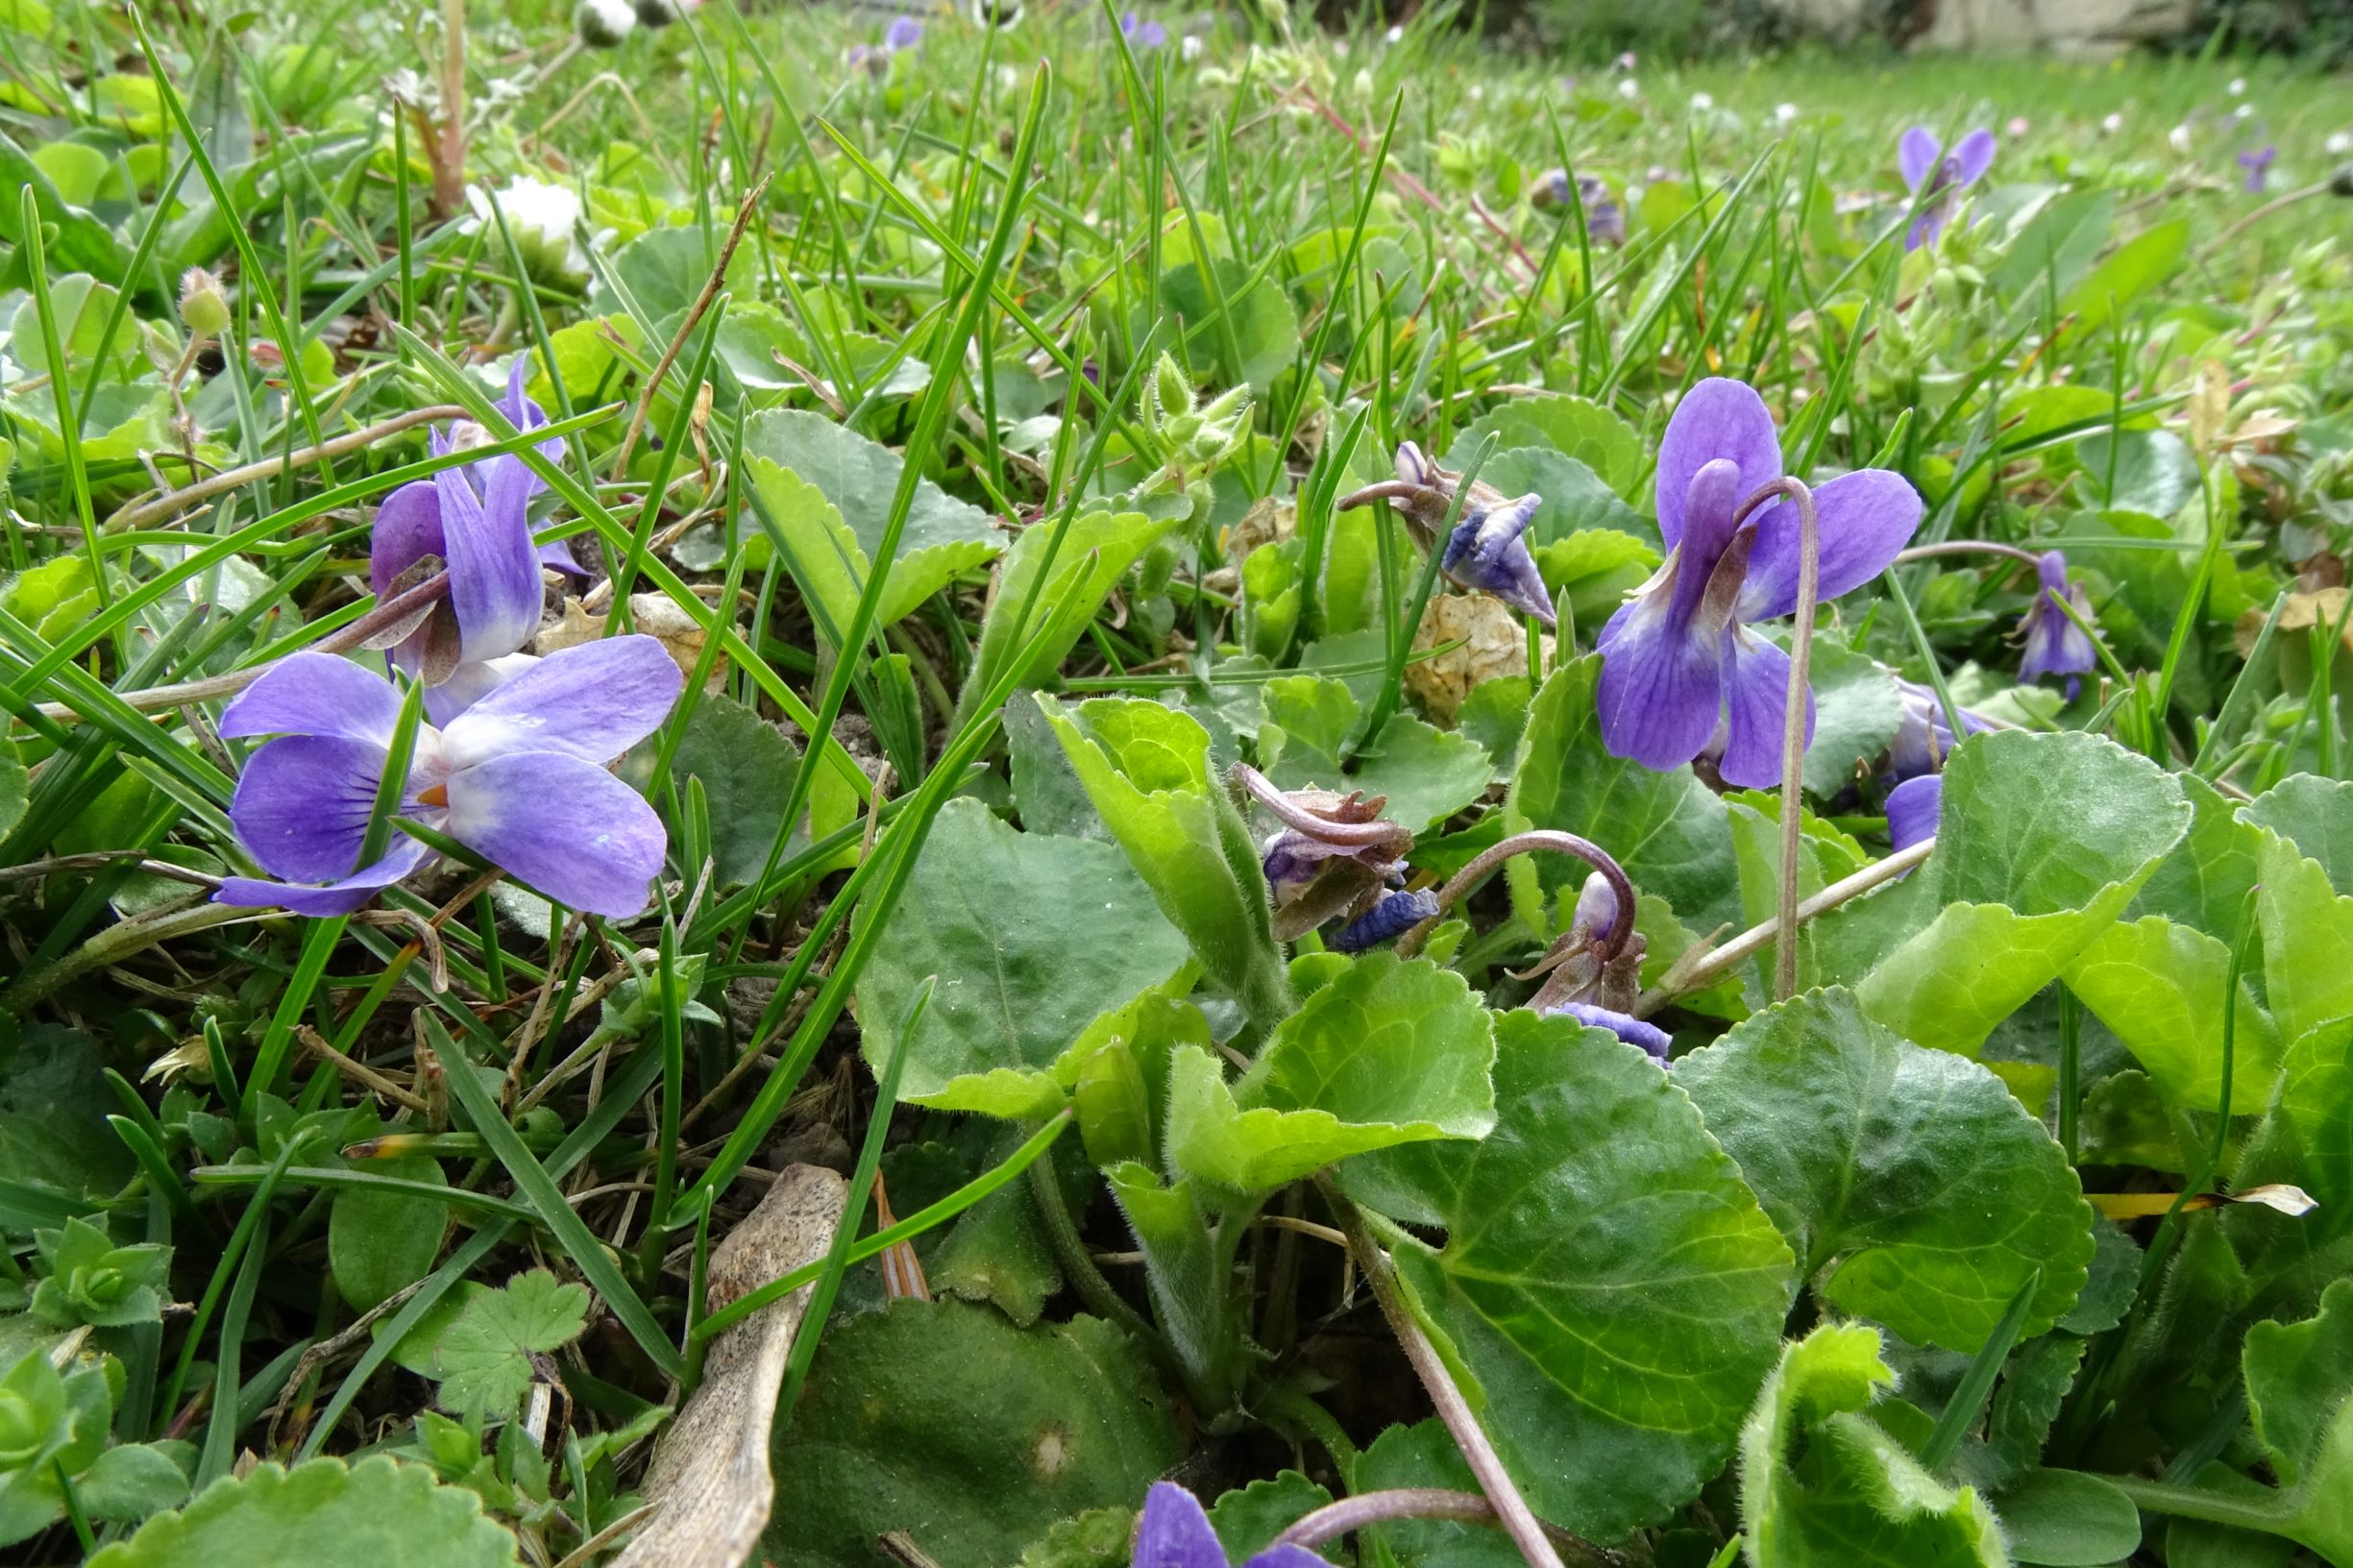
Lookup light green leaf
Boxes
[0,738,24,843]
[75,1443,191,1523]
[2077,429,2201,520]
[1158,259,1299,394]
[600,223,758,322]
[857,796,1189,1116]
[1850,730,2189,1056]
[1448,392,1644,497]
[2246,1277,2353,1490]
[2243,775,2353,897]
[431,1269,590,1423]
[1039,697,1293,1030]
[1991,1469,2142,1565]
[1210,1472,1333,1560]
[1799,639,1906,796]
[1354,1419,1522,1568]
[1988,188,2113,304]
[1508,657,1737,931]
[964,510,1184,717]
[2131,773,2264,940]
[1678,988,2093,1352]
[1166,953,1495,1191]
[1476,447,1655,550]
[86,1457,520,1568]
[2063,917,2279,1115]
[2061,218,2190,338]
[1371,1012,1797,1542]
[1739,1323,2007,1568]
[2255,836,2353,1046]
[1350,717,1494,833]
[767,1301,1184,1568]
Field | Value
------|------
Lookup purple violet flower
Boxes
[2239,144,2276,192]
[1898,127,1996,250]
[1238,766,1422,948]
[1132,1482,1329,1568]
[1594,378,1923,787]
[884,13,923,50]
[1885,772,1942,852]
[1120,10,1167,47]
[1330,888,1440,953]
[1888,679,1989,780]
[214,639,681,919]
[1557,1001,1672,1059]
[1531,168,1626,246]
[2017,549,2096,700]
[1523,871,1664,1058]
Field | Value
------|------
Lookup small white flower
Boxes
[2328,130,2353,156]
[1690,91,1713,111]
[1615,51,1636,72]
[1617,78,1639,101]
[575,0,635,47]
[2006,115,2029,136]
[2227,76,2246,95]
[1468,84,1483,100]
[467,176,590,286]
[1180,32,1202,61]
[1333,37,1349,57]
[1385,23,1402,42]
[2169,122,2192,153]
[2232,103,2253,121]
[2100,111,2123,135]
[1774,102,1798,125]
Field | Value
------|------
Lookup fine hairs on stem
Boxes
[1730,477,1821,1001]
[1318,1178,1567,1568]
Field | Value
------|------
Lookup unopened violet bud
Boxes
[1330,889,1439,953]
[1349,443,1556,625]
[1570,869,1620,944]
[1556,1001,1671,1061]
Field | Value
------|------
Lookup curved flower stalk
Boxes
[1336,444,1555,625]
[214,638,681,919]
[372,364,581,721]
[2016,548,2098,698]
[1595,377,1923,788]
[1237,764,1432,954]
[1898,127,1995,250]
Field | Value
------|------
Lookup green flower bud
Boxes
[1149,352,1194,433]
[178,267,231,337]
[0,1389,42,1468]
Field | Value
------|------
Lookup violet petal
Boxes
[1952,128,1998,185]
[444,750,667,917]
[370,480,447,599]
[439,453,545,666]
[229,734,400,882]
[1899,127,1941,189]
[439,636,682,769]
[1558,1000,1673,1060]
[1595,597,1728,772]
[1656,379,1782,551]
[215,836,436,917]
[1739,466,1924,620]
[1886,772,1943,851]
[1716,628,1814,790]
[219,651,404,746]
[1132,1482,1230,1568]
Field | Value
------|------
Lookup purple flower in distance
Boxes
[1121,10,1166,47]
[1132,1482,1329,1568]
[1888,678,1990,780]
[1885,772,1942,852]
[1595,378,1923,787]
[2239,144,2276,192]
[1898,127,1996,250]
[2017,549,2096,700]
[1531,168,1625,246]
[214,639,681,919]
[1385,444,1555,625]
[884,13,922,50]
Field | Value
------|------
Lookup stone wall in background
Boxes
[1775,0,2194,52]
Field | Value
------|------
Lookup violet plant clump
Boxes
[1898,126,1996,249]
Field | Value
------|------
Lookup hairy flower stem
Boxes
[1399,830,1637,962]
[1731,478,1820,1001]
[1633,835,1935,1017]
[34,570,455,724]
[1319,1179,1566,1568]
[1274,1488,1622,1567]
[103,405,474,533]
[1893,539,2049,572]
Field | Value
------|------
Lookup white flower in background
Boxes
[2328,130,2352,156]
[575,0,635,46]
[2100,111,2123,135]
[1180,32,1202,60]
[2169,122,2192,153]
[1691,91,1714,111]
[1333,37,1349,56]
[1775,102,1798,125]
[2227,76,2246,95]
[1468,83,1483,100]
[1617,77,1639,101]
[2232,103,2253,121]
[1385,23,1402,41]
[467,177,592,288]
[2007,115,2029,136]
[1615,51,1636,71]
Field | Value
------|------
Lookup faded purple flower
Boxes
[1330,888,1439,953]
[1595,378,1923,787]
[1898,127,1996,250]
[1885,772,1942,852]
[1121,10,1166,47]
[884,13,923,50]
[2017,549,2096,700]
[1383,444,1555,625]
[1557,1001,1671,1059]
[2239,144,2276,192]
[1133,1482,1328,1568]
[1524,870,1663,1057]
[215,639,681,919]
[1531,168,1626,246]
[1238,766,1425,950]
